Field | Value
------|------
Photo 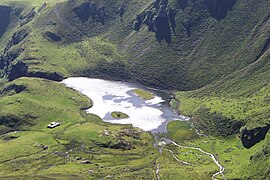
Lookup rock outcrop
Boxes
[73,2,91,23]
[256,37,270,60]
[28,71,64,81]
[0,5,12,38]
[241,125,270,149]
[0,48,25,80]
[154,7,172,44]
[0,84,26,96]
[44,31,62,42]
[0,115,20,128]
[73,2,106,24]
[5,29,29,52]
[110,140,133,150]
[204,0,236,20]
[19,8,35,27]
[8,61,28,81]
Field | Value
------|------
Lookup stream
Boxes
[62,77,225,180]
[160,138,226,180]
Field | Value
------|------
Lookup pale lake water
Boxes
[62,77,189,133]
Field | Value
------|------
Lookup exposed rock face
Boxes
[0,84,26,96]
[0,114,35,134]
[177,0,188,10]
[0,55,4,71]
[19,8,35,27]
[0,48,25,80]
[5,29,29,52]
[110,140,133,150]
[8,61,28,81]
[0,28,28,80]
[44,31,62,42]
[256,37,270,60]
[0,115,20,128]
[73,2,91,23]
[28,71,64,81]
[154,7,172,44]
[241,125,270,149]
[73,2,106,24]
[204,0,236,20]
[0,6,12,38]
[0,28,63,81]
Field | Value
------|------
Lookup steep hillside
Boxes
[0,6,12,38]
[172,13,270,178]
[0,0,269,89]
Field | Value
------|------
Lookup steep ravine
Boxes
[204,0,236,20]
[0,5,12,38]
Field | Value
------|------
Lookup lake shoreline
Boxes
[62,77,189,133]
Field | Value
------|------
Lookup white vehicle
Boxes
[47,122,60,128]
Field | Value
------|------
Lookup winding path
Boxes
[156,163,161,180]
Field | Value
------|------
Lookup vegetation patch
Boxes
[167,121,198,142]
[192,107,243,137]
[133,89,154,100]
[111,111,129,119]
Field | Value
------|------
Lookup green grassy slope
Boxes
[53,0,270,90]
[0,77,91,133]
[0,0,132,81]
[0,77,159,178]
[174,43,270,130]
[0,0,65,8]
[172,27,270,179]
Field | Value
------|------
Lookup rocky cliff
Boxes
[0,5,12,38]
